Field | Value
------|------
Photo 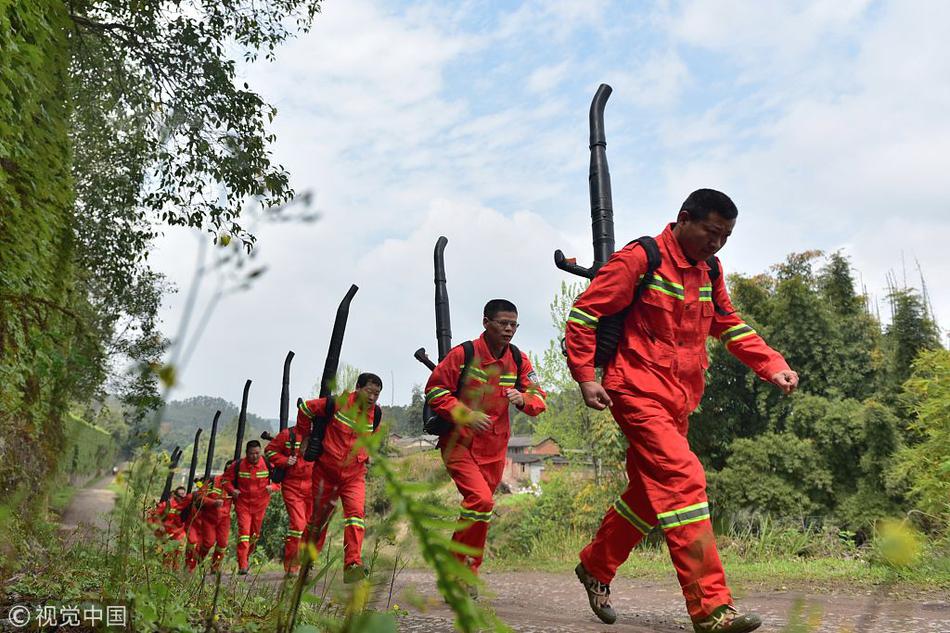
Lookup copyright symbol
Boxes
[7,605,30,628]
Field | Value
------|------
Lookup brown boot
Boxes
[692,605,762,632]
[575,563,617,624]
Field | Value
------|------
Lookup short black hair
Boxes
[680,188,738,221]
[356,372,383,390]
[223,459,234,470]
[174,486,186,495]
[484,299,518,319]
[246,440,261,450]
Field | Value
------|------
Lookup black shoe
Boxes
[237,567,249,576]
[343,563,369,584]
[575,563,617,625]
[692,605,762,632]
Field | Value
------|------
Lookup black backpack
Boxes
[302,396,383,462]
[268,426,300,484]
[423,340,523,436]
[585,236,723,367]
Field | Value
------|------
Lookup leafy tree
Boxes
[882,288,941,400]
[892,350,950,534]
[710,432,834,518]
[66,0,323,242]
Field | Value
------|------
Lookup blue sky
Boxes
[154,0,949,415]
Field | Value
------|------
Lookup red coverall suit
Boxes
[151,495,192,569]
[296,392,378,568]
[183,486,207,572]
[424,334,547,573]
[266,427,314,572]
[197,473,232,571]
[222,457,273,570]
[566,224,790,620]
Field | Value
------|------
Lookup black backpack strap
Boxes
[705,256,732,316]
[455,340,476,395]
[372,405,382,431]
[631,236,662,305]
[508,343,524,391]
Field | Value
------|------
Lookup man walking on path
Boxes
[266,421,314,575]
[198,462,234,572]
[296,373,384,583]
[223,442,273,574]
[424,299,547,596]
[565,189,799,632]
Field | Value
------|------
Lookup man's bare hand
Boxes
[505,388,525,408]
[579,381,613,410]
[771,369,799,395]
[287,455,297,466]
[468,411,491,433]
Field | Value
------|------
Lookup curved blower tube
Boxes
[319,284,358,398]
[554,83,615,278]
[233,379,252,463]
[203,410,221,481]
[280,350,295,431]
[160,446,183,503]
[305,284,359,461]
[186,428,202,494]
[433,236,452,360]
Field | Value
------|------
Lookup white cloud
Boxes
[527,61,572,94]
[151,0,950,416]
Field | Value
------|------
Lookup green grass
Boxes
[48,484,78,516]
[481,526,950,594]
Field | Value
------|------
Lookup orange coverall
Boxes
[424,333,547,573]
[266,426,314,572]
[197,473,232,571]
[222,457,273,570]
[296,392,378,568]
[565,223,790,620]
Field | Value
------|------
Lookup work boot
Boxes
[575,562,616,624]
[692,605,762,633]
[343,563,369,584]
[237,567,249,576]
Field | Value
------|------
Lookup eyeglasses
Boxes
[490,319,519,330]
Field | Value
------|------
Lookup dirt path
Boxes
[387,569,950,632]
[58,473,117,534]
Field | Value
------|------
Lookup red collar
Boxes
[660,223,709,271]
[475,332,511,364]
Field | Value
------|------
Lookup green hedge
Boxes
[61,413,116,481]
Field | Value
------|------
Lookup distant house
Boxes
[504,436,563,485]
[392,435,438,455]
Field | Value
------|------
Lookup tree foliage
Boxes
[534,250,944,536]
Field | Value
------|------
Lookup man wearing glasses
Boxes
[424,299,547,596]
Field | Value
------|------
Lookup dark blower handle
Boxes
[414,347,437,371]
[554,83,615,279]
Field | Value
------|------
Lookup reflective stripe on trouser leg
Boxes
[580,445,658,584]
[594,391,731,619]
[307,462,340,558]
[443,446,505,574]
[284,483,313,569]
[236,504,254,569]
[339,472,368,567]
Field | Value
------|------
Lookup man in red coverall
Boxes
[222,442,273,574]
[566,189,799,633]
[425,299,547,597]
[151,486,192,569]
[183,480,207,572]
[296,373,383,584]
[197,461,233,573]
[266,421,314,575]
